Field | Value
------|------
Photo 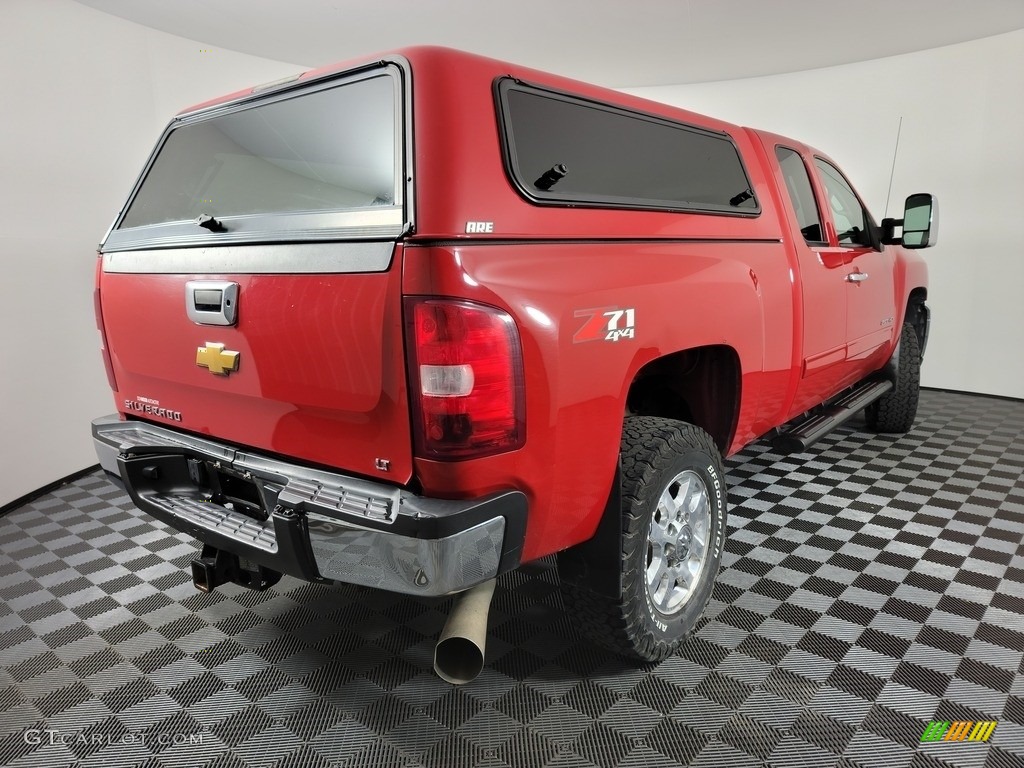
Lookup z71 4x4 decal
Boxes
[573,307,636,343]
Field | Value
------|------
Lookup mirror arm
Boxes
[880,217,903,246]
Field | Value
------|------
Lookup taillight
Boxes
[405,298,526,459]
[93,260,118,392]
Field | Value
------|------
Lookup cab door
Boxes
[770,144,850,417]
[813,158,897,373]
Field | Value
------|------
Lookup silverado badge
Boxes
[196,342,240,376]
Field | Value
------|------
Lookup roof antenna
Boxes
[883,116,903,218]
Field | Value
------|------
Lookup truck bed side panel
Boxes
[402,241,793,561]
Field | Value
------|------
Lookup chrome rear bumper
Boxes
[92,415,526,596]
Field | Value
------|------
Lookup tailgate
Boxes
[99,243,413,483]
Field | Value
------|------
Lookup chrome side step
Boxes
[772,380,893,454]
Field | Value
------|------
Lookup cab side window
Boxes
[814,159,868,246]
[775,147,824,244]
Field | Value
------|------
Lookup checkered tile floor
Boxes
[1,389,1022,768]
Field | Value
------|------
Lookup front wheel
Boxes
[559,417,727,661]
[866,321,921,433]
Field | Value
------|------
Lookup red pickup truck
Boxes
[91,46,936,684]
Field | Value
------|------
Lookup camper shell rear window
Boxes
[496,79,758,215]
[103,65,406,252]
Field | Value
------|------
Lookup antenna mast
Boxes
[884,116,903,218]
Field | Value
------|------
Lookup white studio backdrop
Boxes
[1,0,1020,507]
[0,0,299,507]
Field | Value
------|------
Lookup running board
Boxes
[772,380,893,454]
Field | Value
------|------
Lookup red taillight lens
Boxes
[405,298,526,459]
[93,263,118,393]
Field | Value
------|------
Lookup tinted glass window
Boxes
[500,83,757,213]
[814,159,868,246]
[121,74,397,229]
[775,147,823,243]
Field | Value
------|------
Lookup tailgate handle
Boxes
[194,289,223,311]
[186,281,238,326]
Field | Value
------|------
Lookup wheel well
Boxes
[908,288,928,355]
[625,345,740,454]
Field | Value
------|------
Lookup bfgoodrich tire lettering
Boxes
[559,416,727,661]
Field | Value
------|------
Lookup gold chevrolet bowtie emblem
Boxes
[196,342,240,376]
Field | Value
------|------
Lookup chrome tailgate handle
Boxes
[186,280,238,325]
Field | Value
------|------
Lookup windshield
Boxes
[113,70,401,242]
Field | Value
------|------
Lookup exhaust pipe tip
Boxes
[434,636,485,686]
[433,579,496,685]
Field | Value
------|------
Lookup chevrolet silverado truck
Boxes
[91,46,936,684]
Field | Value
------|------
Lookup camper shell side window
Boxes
[495,78,759,216]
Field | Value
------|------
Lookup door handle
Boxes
[845,272,869,283]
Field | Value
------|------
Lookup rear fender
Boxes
[404,243,764,562]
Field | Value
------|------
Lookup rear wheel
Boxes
[866,321,921,433]
[559,417,727,661]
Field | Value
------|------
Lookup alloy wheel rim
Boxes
[645,469,711,615]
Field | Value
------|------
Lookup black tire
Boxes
[558,416,727,661]
[866,322,921,433]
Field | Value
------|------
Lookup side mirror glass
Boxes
[902,193,938,248]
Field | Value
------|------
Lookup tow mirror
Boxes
[881,193,938,248]
[902,193,938,248]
